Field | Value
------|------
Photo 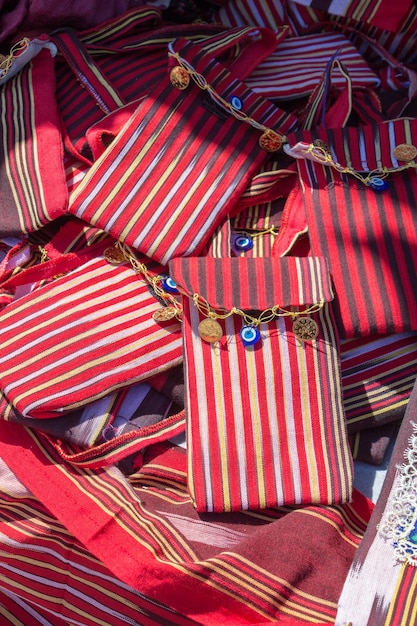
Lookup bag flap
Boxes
[169,256,333,310]
[288,117,417,173]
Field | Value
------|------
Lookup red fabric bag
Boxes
[0,243,182,419]
[280,117,417,339]
[170,255,353,512]
[68,36,295,264]
[0,44,67,237]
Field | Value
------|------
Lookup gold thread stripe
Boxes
[27,430,198,564]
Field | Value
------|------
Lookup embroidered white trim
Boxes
[379,421,417,566]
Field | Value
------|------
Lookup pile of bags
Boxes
[0,1,416,624]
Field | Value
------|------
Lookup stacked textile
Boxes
[0,1,416,624]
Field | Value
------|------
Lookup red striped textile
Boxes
[0,48,67,237]
[284,118,417,339]
[286,2,417,65]
[54,11,289,165]
[335,381,417,626]
[0,419,372,625]
[68,37,295,264]
[0,455,197,625]
[215,0,287,29]
[170,256,353,512]
[340,332,417,431]
[245,32,380,101]
[289,0,413,32]
[0,254,182,418]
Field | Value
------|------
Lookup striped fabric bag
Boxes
[289,0,414,32]
[169,255,353,512]
[281,117,417,339]
[245,31,380,101]
[0,244,183,419]
[0,44,67,237]
[68,36,295,264]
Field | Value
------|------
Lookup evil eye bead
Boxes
[229,95,243,110]
[368,176,389,192]
[240,325,261,347]
[234,234,254,252]
[162,276,179,294]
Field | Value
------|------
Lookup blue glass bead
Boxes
[162,276,179,294]
[408,521,417,544]
[234,234,254,252]
[240,325,261,347]
[229,95,243,110]
[368,176,389,192]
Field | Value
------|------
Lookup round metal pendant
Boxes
[198,318,223,343]
[104,246,126,265]
[393,143,417,162]
[292,317,319,342]
[259,130,283,153]
[170,66,190,90]
[152,307,178,322]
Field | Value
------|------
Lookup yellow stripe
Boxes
[0,604,25,625]
[75,103,180,225]
[79,10,161,45]
[28,430,198,564]
[1,279,149,365]
[298,508,359,548]
[206,553,336,622]
[383,561,411,625]
[213,318,231,511]
[399,565,417,626]
[246,342,267,509]
[1,551,147,616]
[89,62,124,108]
[356,0,382,23]
[299,332,321,501]
[0,572,114,626]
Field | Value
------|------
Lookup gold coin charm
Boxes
[393,143,417,162]
[292,316,319,342]
[104,245,126,265]
[198,318,223,343]
[152,307,178,322]
[170,66,190,90]
[259,130,283,153]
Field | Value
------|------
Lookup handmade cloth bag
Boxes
[67,35,294,264]
[0,43,67,238]
[279,117,417,339]
[0,243,183,419]
[170,255,353,512]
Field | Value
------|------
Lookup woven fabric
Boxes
[215,0,287,29]
[170,256,353,512]
[0,253,182,418]
[54,13,288,165]
[68,37,295,264]
[0,48,67,237]
[246,32,380,101]
[0,419,372,625]
[335,379,417,626]
[289,0,413,32]
[281,118,417,339]
[340,332,417,431]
